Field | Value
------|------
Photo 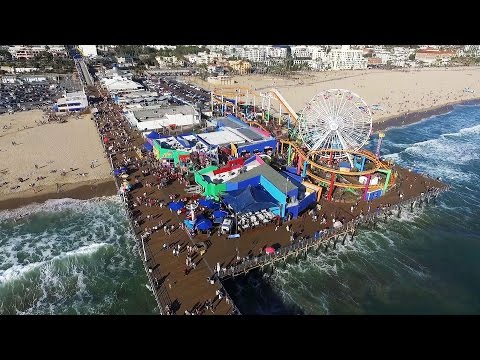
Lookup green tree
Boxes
[0,49,12,61]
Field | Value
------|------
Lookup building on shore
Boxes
[207,75,233,85]
[228,60,252,75]
[78,45,98,58]
[7,45,46,60]
[415,48,456,65]
[124,104,200,131]
[100,76,144,95]
[54,89,88,112]
[329,46,367,70]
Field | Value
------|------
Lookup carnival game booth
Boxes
[194,154,317,219]
[152,136,191,166]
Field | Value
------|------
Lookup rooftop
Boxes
[196,129,246,147]
[101,76,143,92]
[132,105,197,121]
[232,163,297,194]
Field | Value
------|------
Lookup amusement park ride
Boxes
[210,86,395,203]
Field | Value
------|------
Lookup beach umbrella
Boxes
[209,202,221,210]
[184,219,194,229]
[333,221,343,229]
[196,219,213,231]
[199,198,221,210]
[168,201,185,211]
[265,247,275,254]
[213,210,228,218]
[199,198,213,207]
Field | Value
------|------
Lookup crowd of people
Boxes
[93,93,237,315]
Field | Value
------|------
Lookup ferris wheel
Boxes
[298,89,372,163]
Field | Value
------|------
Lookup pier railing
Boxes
[92,112,171,315]
[219,225,355,279]
[219,184,450,280]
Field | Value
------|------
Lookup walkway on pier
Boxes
[94,95,236,315]
[92,83,448,315]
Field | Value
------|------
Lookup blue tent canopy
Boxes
[213,210,228,218]
[168,201,185,211]
[196,219,213,231]
[222,185,279,214]
[199,198,221,210]
[146,131,161,139]
[144,142,153,151]
[213,210,228,224]
[113,166,128,176]
[199,198,213,207]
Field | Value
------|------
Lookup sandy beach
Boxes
[192,67,480,124]
[0,110,115,209]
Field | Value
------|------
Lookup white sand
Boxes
[190,67,480,123]
[0,110,111,198]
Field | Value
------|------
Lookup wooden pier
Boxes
[91,84,449,315]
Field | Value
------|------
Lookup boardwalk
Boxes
[91,83,448,315]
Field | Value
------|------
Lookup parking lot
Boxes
[141,76,211,111]
[0,82,62,114]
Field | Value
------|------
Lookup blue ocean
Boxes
[1,104,479,314]
[224,104,480,314]
[0,197,157,314]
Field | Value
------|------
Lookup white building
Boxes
[48,45,67,57]
[155,55,185,67]
[8,45,46,60]
[291,46,313,59]
[100,76,144,95]
[14,67,39,73]
[97,45,117,52]
[147,45,177,51]
[462,45,480,57]
[78,45,98,58]
[329,48,367,70]
[22,75,47,83]
[124,104,200,131]
[185,51,225,65]
[266,46,288,58]
[1,75,16,84]
[311,47,328,61]
[241,47,266,63]
[55,90,88,113]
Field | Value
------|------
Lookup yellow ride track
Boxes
[278,139,393,190]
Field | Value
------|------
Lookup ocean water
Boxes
[0,197,157,314]
[1,104,480,315]
[224,104,480,314]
